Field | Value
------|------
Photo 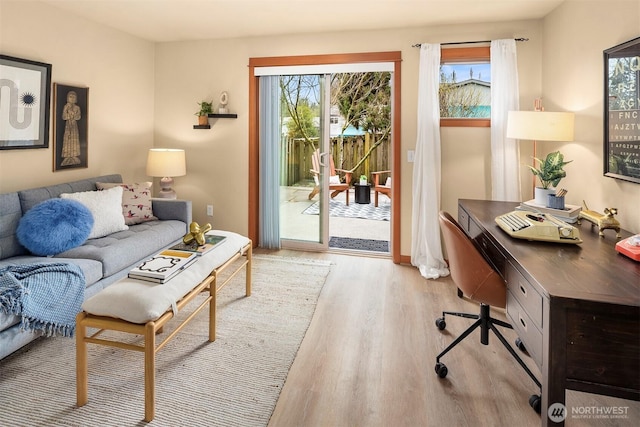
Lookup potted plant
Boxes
[359,174,368,185]
[195,100,213,125]
[527,151,572,204]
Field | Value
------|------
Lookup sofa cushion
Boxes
[96,182,157,225]
[61,186,128,239]
[16,199,94,256]
[0,193,28,260]
[17,174,122,214]
[56,219,187,278]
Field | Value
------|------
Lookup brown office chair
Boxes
[435,211,542,413]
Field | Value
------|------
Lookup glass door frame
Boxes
[248,51,403,262]
[279,73,331,251]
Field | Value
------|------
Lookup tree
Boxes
[331,72,391,171]
[279,71,392,175]
[280,75,320,143]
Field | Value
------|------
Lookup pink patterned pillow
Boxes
[96,182,158,225]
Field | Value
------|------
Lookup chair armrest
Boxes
[152,199,192,230]
[372,171,391,186]
[335,169,353,185]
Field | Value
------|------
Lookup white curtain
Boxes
[411,44,449,280]
[258,76,281,249]
[490,39,521,201]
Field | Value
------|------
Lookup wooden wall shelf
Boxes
[193,113,237,129]
[208,113,237,118]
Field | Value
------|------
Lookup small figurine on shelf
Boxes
[218,91,229,114]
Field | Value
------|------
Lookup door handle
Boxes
[319,152,329,168]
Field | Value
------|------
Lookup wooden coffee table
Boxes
[76,231,252,421]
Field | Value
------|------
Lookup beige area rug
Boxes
[0,255,331,426]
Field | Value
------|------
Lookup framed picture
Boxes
[53,83,88,171]
[0,55,52,150]
[603,37,640,184]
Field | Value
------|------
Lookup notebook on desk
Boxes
[495,210,582,244]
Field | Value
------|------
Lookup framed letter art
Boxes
[0,55,52,149]
[604,37,640,184]
[53,83,88,171]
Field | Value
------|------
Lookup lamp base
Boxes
[158,177,177,199]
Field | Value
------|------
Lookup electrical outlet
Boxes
[206,205,213,216]
[407,150,415,163]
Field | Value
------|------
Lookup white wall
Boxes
[0,0,155,192]
[2,0,636,260]
[542,0,640,233]
[154,21,543,255]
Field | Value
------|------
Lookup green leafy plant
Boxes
[195,100,213,116]
[360,175,368,181]
[527,151,572,189]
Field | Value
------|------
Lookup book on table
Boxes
[168,234,227,256]
[128,249,198,283]
[517,199,582,223]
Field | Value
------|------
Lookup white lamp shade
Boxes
[146,149,186,177]
[506,111,575,142]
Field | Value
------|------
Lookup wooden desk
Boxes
[458,199,640,426]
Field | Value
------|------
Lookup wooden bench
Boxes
[76,231,252,422]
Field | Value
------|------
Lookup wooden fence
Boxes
[281,134,391,186]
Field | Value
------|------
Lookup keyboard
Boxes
[495,211,582,244]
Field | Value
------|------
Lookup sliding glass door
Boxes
[278,74,330,250]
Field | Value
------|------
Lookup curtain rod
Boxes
[412,37,528,48]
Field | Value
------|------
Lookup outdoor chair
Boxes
[372,170,391,207]
[308,149,352,205]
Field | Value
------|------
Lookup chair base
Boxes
[434,303,542,412]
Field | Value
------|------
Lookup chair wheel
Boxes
[529,394,541,414]
[435,362,448,378]
[435,317,446,330]
[516,337,529,355]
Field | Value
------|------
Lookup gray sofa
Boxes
[0,174,192,359]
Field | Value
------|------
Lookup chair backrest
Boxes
[438,211,507,308]
[311,149,337,177]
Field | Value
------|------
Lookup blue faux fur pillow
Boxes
[17,198,94,256]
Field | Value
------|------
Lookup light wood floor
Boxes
[264,249,639,427]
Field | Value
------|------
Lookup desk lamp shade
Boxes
[146,148,186,199]
[506,111,574,142]
[506,110,574,201]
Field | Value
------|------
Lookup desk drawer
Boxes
[506,262,542,329]
[507,290,543,368]
[474,233,506,277]
[458,209,470,234]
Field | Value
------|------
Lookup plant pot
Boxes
[198,115,209,126]
[534,187,555,205]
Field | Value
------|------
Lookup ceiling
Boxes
[39,0,566,43]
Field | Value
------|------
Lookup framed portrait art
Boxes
[604,36,640,184]
[0,55,52,150]
[53,83,88,171]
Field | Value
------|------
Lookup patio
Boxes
[280,185,391,253]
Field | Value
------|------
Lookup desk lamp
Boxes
[506,100,574,198]
[146,148,186,199]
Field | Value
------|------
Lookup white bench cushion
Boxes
[81,231,250,324]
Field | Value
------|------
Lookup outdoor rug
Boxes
[0,255,332,427]
[329,236,389,253]
[302,199,390,221]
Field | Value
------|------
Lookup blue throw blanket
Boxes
[0,263,85,337]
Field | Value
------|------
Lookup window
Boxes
[440,46,491,128]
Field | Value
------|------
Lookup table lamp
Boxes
[506,105,574,198]
[146,148,186,199]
